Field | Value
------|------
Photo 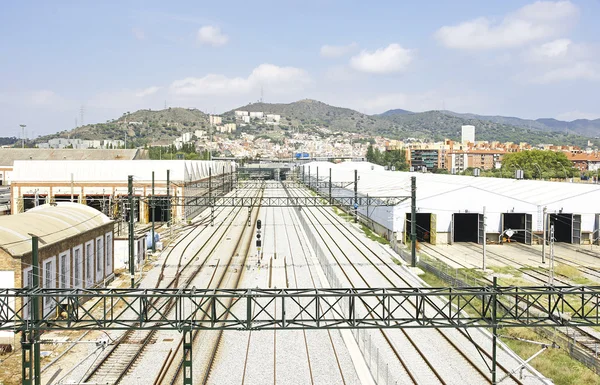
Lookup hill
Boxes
[34,100,594,148]
[37,107,210,145]
[378,110,589,146]
[224,99,394,134]
[442,111,600,137]
[229,100,590,146]
[380,109,413,116]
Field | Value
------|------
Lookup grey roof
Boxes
[0,203,112,257]
[0,148,146,166]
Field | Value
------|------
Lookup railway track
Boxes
[290,187,535,385]
[82,187,259,385]
[160,189,264,385]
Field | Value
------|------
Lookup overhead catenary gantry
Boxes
[3,285,600,332]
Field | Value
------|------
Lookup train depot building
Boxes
[304,161,600,246]
[0,203,114,344]
[9,159,235,223]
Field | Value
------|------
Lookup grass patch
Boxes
[489,265,523,277]
[554,264,595,285]
[500,328,600,385]
[360,224,389,245]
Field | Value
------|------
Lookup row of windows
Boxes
[23,232,113,317]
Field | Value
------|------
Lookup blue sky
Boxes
[1,0,600,137]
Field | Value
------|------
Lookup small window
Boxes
[58,250,70,289]
[96,236,104,282]
[73,245,83,289]
[85,241,94,288]
[105,232,113,275]
[43,258,56,316]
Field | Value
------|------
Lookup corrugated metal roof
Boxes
[0,149,143,166]
[304,161,600,208]
[11,160,234,183]
[0,203,112,257]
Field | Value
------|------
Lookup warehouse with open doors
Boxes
[304,161,600,245]
[549,213,581,244]
[405,213,437,244]
[452,213,484,243]
[501,213,532,244]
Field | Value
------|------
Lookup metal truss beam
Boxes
[236,181,355,189]
[178,196,406,207]
[1,286,599,332]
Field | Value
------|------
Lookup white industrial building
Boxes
[304,161,600,246]
[10,160,235,223]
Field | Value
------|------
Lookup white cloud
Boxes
[135,86,161,97]
[132,28,145,41]
[320,43,358,58]
[530,38,572,59]
[197,25,228,47]
[533,62,600,83]
[435,1,579,50]
[350,44,413,74]
[170,64,311,96]
[556,110,600,121]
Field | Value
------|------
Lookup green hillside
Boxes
[37,107,210,146]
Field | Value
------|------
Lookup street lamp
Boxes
[19,124,26,149]
[532,163,543,180]
[557,162,568,182]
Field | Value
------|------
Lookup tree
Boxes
[500,150,576,180]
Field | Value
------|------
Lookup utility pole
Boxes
[32,236,41,385]
[542,207,547,263]
[151,171,155,253]
[316,167,319,193]
[483,206,487,270]
[166,170,170,227]
[70,173,74,203]
[128,176,135,288]
[308,166,311,190]
[209,167,214,226]
[549,224,555,285]
[329,168,332,205]
[354,170,358,224]
[411,176,417,267]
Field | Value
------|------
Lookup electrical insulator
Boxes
[256,233,261,239]
[257,219,262,229]
[256,240,262,248]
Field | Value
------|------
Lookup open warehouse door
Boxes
[405,213,436,244]
[452,213,484,244]
[501,213,533,244]
[549,213,581,244]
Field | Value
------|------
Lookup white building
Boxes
[250,111,264,119]
[209,115,223,126]
[235,110,249,117]
[461,125,475,144]
[10,160,235,222]
[266,114,281,125]
[242,116,251,124]
[304,161,600,246]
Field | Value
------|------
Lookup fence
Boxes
[296,207,405,385]
[394,244,600,375]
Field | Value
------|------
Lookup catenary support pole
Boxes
[128,176,135,288]
[32,236,40,385]
[316,167,319,194]
[542,206,547,264]
[492,276,498,384]
[151,171,155,253]
[411,176,417,267]
[209,167,214,226]
[308,166,311,190]
[483,206,487,270]
[354,170,358,223]
[183,328,193,385]
[329,168,332,205]
[166,170,170,227]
